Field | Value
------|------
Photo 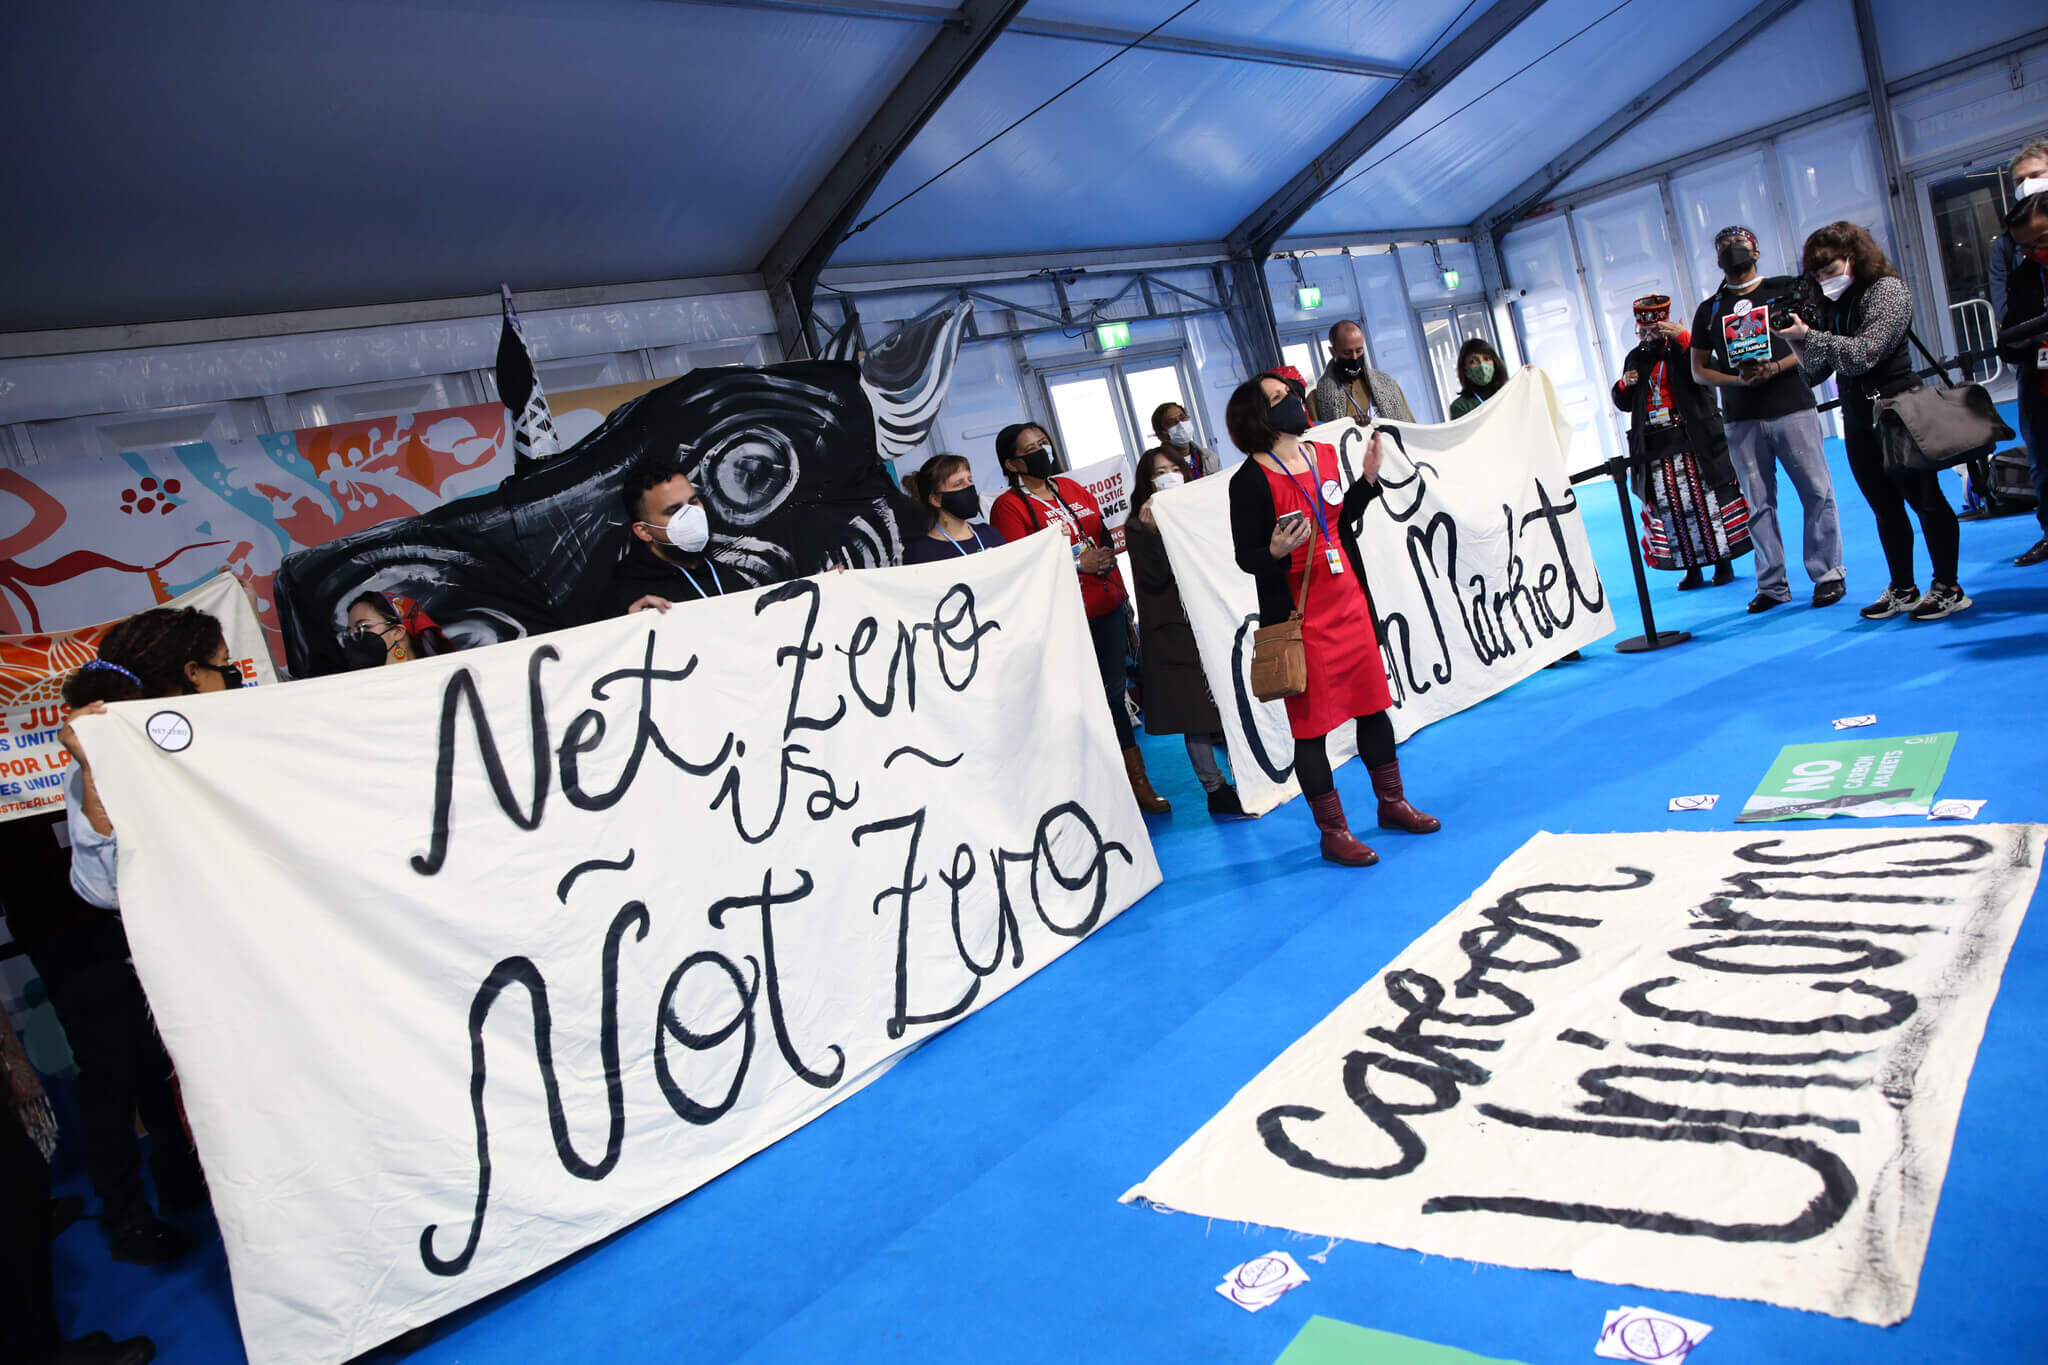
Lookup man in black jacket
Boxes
[610,454,731,615]
[1992,142,2048,563]
[2000,190,2048,568]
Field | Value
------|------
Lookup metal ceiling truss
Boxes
[1472,0,1811,238]
[1226,0,1551,258]
[679,0,1414,79]
[757,0,1028,358]
[815,266,1230,349]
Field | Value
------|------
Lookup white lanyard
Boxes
[670,555,722,599]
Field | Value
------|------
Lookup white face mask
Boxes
[2017,176,2048,201]
[1819,271,1853,301]
[649,501,710,553]
[1153,471,1185,492]
[1166,420,1196,447]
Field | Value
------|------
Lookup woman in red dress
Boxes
[1226,370,1438,865]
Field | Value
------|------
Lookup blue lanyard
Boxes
[1276,450,1334,550]
[670,555,722,599]
[941,526,980,557]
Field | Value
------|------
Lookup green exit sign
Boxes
[1296,285,1323,309]
[1096,321,1131,350]
[1441,268,1461,290]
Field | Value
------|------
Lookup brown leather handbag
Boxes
[1249,536,1314,702]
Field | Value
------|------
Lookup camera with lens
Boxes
[1764,275,1824,331]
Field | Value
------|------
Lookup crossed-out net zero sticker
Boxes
[146,711,193,753]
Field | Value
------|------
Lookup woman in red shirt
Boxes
[1226,371,1438,866]
[989,422,1169,814]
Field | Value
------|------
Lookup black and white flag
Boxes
[496,283,561,470]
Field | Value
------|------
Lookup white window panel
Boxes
[26,398,273,463]
[1572,184,1684,415]
[1670,151,1793,296]
[287,374,480,429]
[1775,116,1892,260]
[1503,215,1619,470]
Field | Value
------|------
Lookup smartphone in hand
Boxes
[1275,510,1309,532]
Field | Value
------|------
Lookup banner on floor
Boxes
[1739,732,1956,822]
[0,572,274,822]
[1147,369,1613,815]
[72,533,1160,1365]
[1123,826,2045,1325]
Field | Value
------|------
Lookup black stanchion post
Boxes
[1605,453,1690,655]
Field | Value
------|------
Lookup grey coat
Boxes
[1312,364,1416,425]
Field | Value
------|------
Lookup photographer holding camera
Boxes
[1690,225,1847,614]
[1778,221,1967,621]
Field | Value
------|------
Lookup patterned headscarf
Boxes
[1632,294,1672,324]
[1713,225,1759,256]
[1261,365,1307,393]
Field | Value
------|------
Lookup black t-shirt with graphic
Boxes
[1691,276,1818,423]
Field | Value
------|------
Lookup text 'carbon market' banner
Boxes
[1123,826,2044,1325]
[74,533,1160,1365]
[1148,369,1613,815]
[0,572,274,822]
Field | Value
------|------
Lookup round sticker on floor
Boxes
[146,711,192,752]
[1321,479,1342,505]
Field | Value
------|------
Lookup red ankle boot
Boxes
[1368,759,1440,833]
[1307,790,1378,866]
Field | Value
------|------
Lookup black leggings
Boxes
[1087,608,1135,749]
[1293,711,1395,797]
[1843,402,1959,589]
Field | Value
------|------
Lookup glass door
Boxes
[1418,303,1502,417]
[1043,366,1134,470]
[1040,351,1206,468]
[1924,165,2018,386]
[1118,356,1203,455]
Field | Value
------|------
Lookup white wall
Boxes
[1,289,781,465]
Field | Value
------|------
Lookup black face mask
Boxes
[1333,355,1364,380]
[1014,445,1056,479]
[1270,393,1310,436]
[936,487,980,522]
[1718,246,1755,276]
[341,635,388,671]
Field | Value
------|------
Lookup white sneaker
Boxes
[1907,583,1970,621]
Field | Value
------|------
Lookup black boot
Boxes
[1205,784,1249,819]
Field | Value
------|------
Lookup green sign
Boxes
[1095,321,1130,350]
[1738,731,1956,822]
[1296,284,1323,309]
[1441,268,1461,290]
[1275,1316,1526,1365]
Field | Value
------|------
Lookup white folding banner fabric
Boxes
[1147,369,1613,816]
[1123,826,2046,1325]
[72,533,1161,1365]
[0,571,275,822]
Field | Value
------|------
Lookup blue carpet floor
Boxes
[49,432,2048,1364]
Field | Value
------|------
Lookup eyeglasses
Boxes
[348,619,399,640]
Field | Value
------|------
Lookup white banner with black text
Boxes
[1123,826,2044,1324]
[1147,368,1613,815]
[74,533,1160,1365]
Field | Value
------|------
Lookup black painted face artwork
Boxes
[275,306,974,678]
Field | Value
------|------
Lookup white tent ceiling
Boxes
[0,0,2040,335]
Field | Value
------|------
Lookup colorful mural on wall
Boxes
[4,399,528,666]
